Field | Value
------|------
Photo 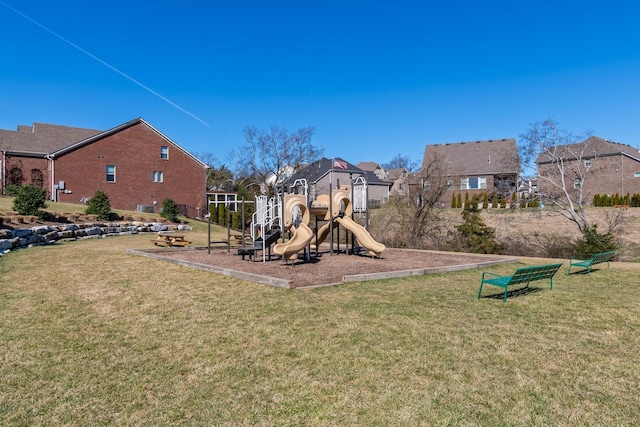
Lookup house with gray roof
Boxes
[387,167,409,197]
[421,138,520,202]
[0,118,208,218]
[284,157,391,206]
[536,136,640,202]
[356,161,388,180]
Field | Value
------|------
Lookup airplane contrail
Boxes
[0,1,210,127]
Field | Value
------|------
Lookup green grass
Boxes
[1,230,639,425]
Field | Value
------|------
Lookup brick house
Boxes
[284,157,391,206]
[536,136,640,202]
[421,138,520,202]
[0,118,208,218]
[387,167,409,197]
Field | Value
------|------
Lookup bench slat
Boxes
[478,263,563,302]
[567,251,615,275]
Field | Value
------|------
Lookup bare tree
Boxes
[520,118,594,237]
[377,152,455,249]
[236,125,323,195]
[382,153,420,172]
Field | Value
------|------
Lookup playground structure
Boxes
[211,178,385,263]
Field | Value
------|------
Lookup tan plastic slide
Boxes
[273,222,314,261]
[335,216,385,257]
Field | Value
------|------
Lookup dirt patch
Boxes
[131,246,516,288]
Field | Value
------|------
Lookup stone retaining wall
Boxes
[0,222,193,256]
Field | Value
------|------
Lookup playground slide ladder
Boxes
[250,195,282,261]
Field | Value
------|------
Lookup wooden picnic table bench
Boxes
[567,251,615,276]
[478,263,563,302]
[152,234,192,247]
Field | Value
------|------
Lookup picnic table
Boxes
[152,234,191,247]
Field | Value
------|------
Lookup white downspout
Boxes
[1,150,5,194]
[46,154,55,202]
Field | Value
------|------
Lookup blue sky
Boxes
[2,1,639,167]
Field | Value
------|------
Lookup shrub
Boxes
[453,203,503,254]
[451,193,456,209]
[572,224,617,259]
[456,193,462,209]
[483,193,488,209]
[12,184,48,217]
[85,190,112,220]
[160,198,180,222]
[4,184,21,197]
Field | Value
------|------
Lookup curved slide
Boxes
[335,216,385,257]
[273,222,314,261]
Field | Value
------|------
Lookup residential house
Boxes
[0,118,208,218]
[421,138,520,202]
[536,136,640,202]
[356,161,388,180]
[284,157,391,207]
[387,167,409,197]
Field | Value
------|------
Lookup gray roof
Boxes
[0,118,208,168]
[0,122,102,155]
[356,161,382,172]
[423,138,519,175]
[285,157,390,187]
[536,136,640,164]
[386,167,407,180]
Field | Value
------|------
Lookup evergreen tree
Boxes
[85,190,112,220]
[455,202,503,254]
[12,183,48,217]
[160,198,180,222]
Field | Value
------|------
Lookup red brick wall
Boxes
[53,122,207,217]
[4,156,50,192]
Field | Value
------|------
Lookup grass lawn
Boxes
[1,228,639,426]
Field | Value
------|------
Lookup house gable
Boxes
[423,138,520,176]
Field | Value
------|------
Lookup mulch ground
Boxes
[135,246,516,288]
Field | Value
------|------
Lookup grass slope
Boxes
[1,231,639,425]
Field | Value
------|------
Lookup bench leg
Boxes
[503,287,508,303]
[477,282,484,300]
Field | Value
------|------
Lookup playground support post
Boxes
[329,182,334,255]
[226,209,231,253]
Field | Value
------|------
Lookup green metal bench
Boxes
[478,263,563,302]
[567,251,615,276]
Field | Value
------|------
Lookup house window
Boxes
[151,171,164,182]
[584,159,592,167]
[634,172,640,178]
[31,169,44,187]
[574,178,582,189]
[8,167,23,186]
[423,180,430,190]
[152,171,164,183]
[461,177,487,190]
[447,179,453,190]
[106,165,116,182]
[160,146,169,159]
